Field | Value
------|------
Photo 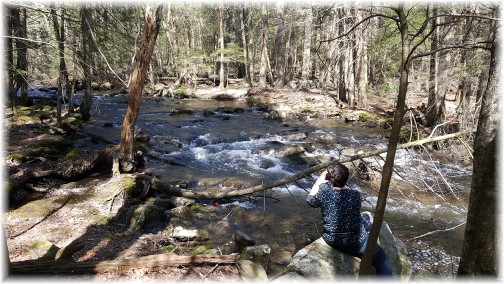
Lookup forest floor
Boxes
[4,86,467,281]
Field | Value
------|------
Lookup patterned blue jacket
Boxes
[307,183,367,255]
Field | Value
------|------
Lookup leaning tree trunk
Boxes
[116,5,162,174]
[457,9,499,276]
[359,4,410,276]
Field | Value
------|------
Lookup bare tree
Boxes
[258,3,269,89]
[116,5,163,174]
[6,5,17,115]
[218,2,225,88]
[79,5,93,121]
[50,5,71,127]
[240,2,253,87]
[301,5,313,85]
[354,6,369,106]
[274,1,286,87]
[11,5,29,106]
[425,5,444,127]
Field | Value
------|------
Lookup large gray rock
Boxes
[271,221,411,281]
[238,260,268,281]
[240,244,272,268]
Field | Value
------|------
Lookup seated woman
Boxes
[306,162,393,276]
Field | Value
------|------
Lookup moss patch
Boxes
[14,115,37,124]
[39,137,74,149]
[173,88,187,98]
[26,146,58,157]
[7,153,26,161]
[9,195,70,219]
[191,245,213,256]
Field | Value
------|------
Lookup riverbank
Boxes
[4,86,471,280]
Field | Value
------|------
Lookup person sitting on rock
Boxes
[306,161,393,276]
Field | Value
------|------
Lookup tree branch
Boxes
[84,14,128,88]
[410,41,492,60]
[319,12,397,43]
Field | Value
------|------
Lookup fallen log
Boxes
[10,253,240,275]
[153,131,471,199]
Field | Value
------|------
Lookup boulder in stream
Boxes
[271,220,412,281]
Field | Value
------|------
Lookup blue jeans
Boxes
[357,239,393,276]
[324,214,393,276]
[358,213,393,276]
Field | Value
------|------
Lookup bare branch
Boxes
[410,41,492,60]
[84,14,129,88]
[407,221,466,241]
[2,35,49,45]
[319,12,398,43]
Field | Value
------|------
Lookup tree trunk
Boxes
[475,67,488,107]
[457,8,499,276]
[50,5,69,127]
[258,3,269,89]
[218,3,225,88]
[354,7,369,106]
[274,1,286,87]
[301,5,313,84]
[337,8,349,103]
[117,5,163,174]
[321,11,337,89]
[6,5,17,115]
[240,4,252,87]
[359,3,410,276]
[425,6,444,127]
[80,5,93,121]
[12,6,28,106]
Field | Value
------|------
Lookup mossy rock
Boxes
[13,115,37,124]
[7,153,26,163]
[26,146,58,157]
[91,82,100,89]
[9,194,70,220]
[160,244,176,253]
[173,88,189,98]
[358,112,387,124]
[32,104,54,112]
[25,240,59,259]
[125,204,167,233]
[39,137,74,149]
[246,96,272,110]
[190,245,214,256]
[63,117,83,128]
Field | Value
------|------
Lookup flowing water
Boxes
[75,92,472,278]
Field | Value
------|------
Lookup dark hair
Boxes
[326,162,349,187]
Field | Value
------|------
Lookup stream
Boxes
[71,91,471,278]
